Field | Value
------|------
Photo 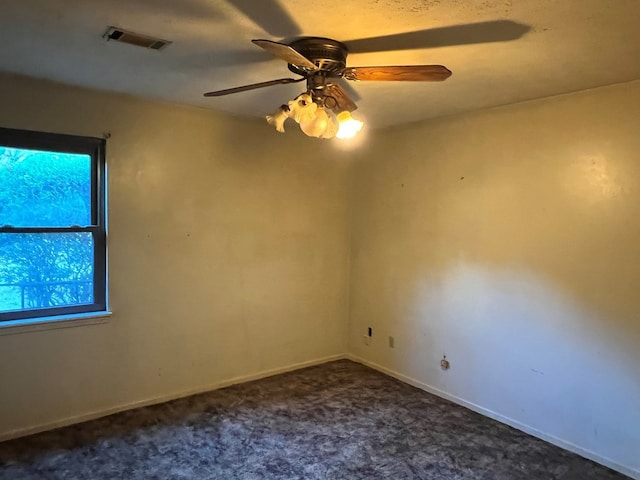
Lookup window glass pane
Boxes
[0,232,94,313]
[0,147,91,227]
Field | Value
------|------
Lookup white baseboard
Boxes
[0,353,347,443]
[347,354,639,480]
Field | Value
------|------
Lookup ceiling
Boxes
[0,0,639,130]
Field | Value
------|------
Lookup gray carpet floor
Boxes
[0,360,629,479]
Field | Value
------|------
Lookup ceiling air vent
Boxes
[103,27,172,51]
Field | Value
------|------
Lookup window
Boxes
[0,127,106,323]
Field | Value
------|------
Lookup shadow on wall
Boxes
[347,85,640,473]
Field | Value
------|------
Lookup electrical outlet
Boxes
[388,336,395,348]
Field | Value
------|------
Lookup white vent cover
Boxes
[103,27,171,50]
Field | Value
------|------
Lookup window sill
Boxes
[0,311,112,336]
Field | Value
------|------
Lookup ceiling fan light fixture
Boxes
[265,96,362,140]
[336,111,364,139]
[206,36,454,140]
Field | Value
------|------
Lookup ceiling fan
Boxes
[201,4,529,139]
[203,37,452,139]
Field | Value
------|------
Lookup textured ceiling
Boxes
[0,0,639,129]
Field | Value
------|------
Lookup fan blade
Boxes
[345,20,530,53]
[324,83,358,114]
[204,77,304,97]
[252,39,316,69]
[227,0,301,37]
[343,65,452,82]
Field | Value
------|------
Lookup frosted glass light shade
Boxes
[300,107,330,138]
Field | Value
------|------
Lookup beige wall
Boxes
[0,73,350,437]
[2,71,638,478]
[348,81,640,477]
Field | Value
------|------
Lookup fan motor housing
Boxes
[287,37,348,76]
